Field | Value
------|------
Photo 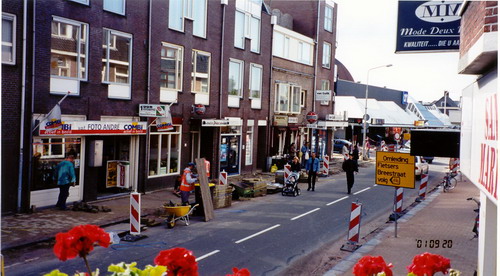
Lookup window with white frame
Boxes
[300,90,306,108]
[102,29,132,84]
[160,43,183,91]
[249,63,262,99]
[229,59,244,97]
[324,4,333,32]
[104,0,126,15]
[245,125,254,165]
[275,83,301,114]
[2,13,16,65]
[272,26,313,65]
[322,42,331,68]
[168,0,207,38]
[149,125,181,176]
[320,79,330,105]
[191,50,210,93]
[50,17,88,79]
[37,138,65,159]
[234,0,261,53]
[68,0,89,4]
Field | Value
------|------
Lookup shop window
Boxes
[191,50,210,94]
[149,125,181,177]
[245,125,253,165]
[168,0,207,38]
[32,138,81,191]
[2,13,16,65]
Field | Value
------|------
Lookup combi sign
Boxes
[376,152,415,188]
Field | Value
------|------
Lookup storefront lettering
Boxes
[124,124,144,130]
[87,123,120,130]
[478,94,498,199]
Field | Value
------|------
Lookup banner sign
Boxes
[157,106,174,132]
[139,104,167,117]
[396,1,462,53]
[39,121,147,136]
[273,115,288,126]
[202,119,230,126]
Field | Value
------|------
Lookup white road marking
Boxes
[353,187,371,195]
[196,250,220,261]
[373,184,378,187]
[326,196,349,206]
[290,208,321,220]
[235,224,281,244]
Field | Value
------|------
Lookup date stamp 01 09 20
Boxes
[416,239,453,249]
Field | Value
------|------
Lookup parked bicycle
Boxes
[441,172,458,192]
[467,197,480,238]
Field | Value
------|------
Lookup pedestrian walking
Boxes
[289,143,297,160]
[342,143,350,160]
[54,155,76,210]
[342,153,358,194]
[180,162,198,205]
[352,145,359,166]
[300,141,310,168]
[306,152,320,191]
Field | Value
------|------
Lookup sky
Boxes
[334,0,478,103]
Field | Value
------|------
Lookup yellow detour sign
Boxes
[376,152,415,188]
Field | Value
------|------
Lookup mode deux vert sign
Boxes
[376,152,415,189]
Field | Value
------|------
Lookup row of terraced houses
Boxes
[2,0,352,213]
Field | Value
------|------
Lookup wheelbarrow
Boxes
[164,204,199,229]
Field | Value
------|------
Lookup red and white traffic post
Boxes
[417,173,428,200]
[130,192,141,235]
[284,163,291,180]
[341,201,362,252]
[219,170,227,186]
[394,187,404,213]
[322,155,330,176]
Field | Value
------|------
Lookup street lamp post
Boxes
[362,64,393,160]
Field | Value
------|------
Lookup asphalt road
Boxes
[7,161,443,276]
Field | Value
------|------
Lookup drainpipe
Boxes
[312,0,321,113]
[143,0,153,193]
[268,18,275,168]
[17,0,30,212]
[219,0,227,119]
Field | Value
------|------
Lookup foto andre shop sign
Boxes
[376,152,415,189]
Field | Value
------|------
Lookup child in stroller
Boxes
[282,171,300,196]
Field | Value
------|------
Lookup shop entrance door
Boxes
[220,135,240,175]
[97,136,131,197]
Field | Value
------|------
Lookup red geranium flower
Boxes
[154,247,198,276]
[53,224,111,261]
[407,252,451,276]
[353,255,393,276]
[227,267,251,276]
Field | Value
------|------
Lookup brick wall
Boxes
[460,1,498,57]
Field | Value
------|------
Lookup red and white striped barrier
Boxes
[419,173,428,199]
[394,187,404,213]
[130,192,141,235]
[219,170,227,186]
[348,202,362,244]
[322,155,330,176]
[388,144,396,152]
[450,158,460,174]
[284,163,291,180]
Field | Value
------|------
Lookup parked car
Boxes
[334,139,352,153]
[415,156,429,179]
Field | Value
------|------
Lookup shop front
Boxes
[202,118,243,176]
[32,119,146,207]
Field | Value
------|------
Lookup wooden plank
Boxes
[195,158,214,221]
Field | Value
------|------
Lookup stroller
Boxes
[282,172,300,196]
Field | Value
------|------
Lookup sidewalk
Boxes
[326,175,479,275]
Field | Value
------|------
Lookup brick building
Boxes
[1,0,338,213]
[458,1,498,274]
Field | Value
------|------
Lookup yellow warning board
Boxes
[376,151,415,188]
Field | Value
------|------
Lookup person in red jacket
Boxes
[180,162,197,205]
